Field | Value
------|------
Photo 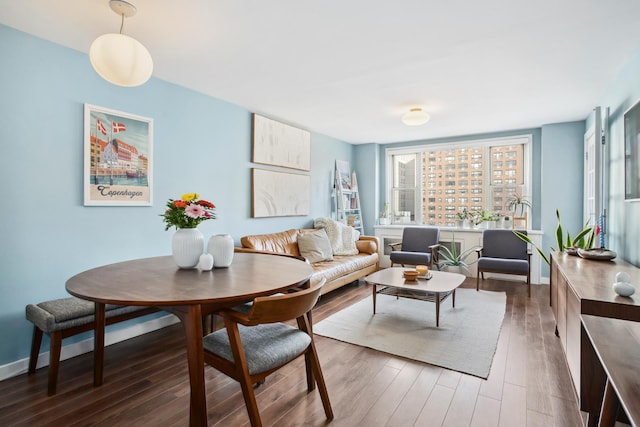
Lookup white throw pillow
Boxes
[297,229,334,263]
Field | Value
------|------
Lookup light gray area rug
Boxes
[314,288,506,379]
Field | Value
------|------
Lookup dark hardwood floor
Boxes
[0,278,583,426]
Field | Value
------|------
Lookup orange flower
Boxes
[174,200,187,208]
[197,200,215,208]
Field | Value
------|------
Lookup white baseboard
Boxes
[0,313,179,382]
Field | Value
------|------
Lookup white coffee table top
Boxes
[365,267,466,293]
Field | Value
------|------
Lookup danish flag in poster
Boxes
[112,122,126,133]
[97,119,107,135]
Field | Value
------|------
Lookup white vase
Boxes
[172,228,204,269]
[208,234,234,267]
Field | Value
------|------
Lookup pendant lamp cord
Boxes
[119,13,125,34]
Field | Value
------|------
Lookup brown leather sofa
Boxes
[237,229,379,294]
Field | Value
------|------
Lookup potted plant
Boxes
[379,202,391,225]
[474,210,498,229]
[455,207,470,228]
[438,232,479,274]
[513,209,596,265]
[506,194,532,218]
[502,214,512,229]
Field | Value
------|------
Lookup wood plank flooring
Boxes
[0,278,583,426]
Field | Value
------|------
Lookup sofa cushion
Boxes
[297,229,333,263]
[310,252,379,285]
[240,229,300,256]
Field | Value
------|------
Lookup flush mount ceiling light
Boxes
[89,0,153,87]
[401,108,431,126]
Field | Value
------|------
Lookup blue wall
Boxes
[540,122,586,276]
[0,25,353,367]
[597,49,640,266]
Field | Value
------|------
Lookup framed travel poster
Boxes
[84,104,153,206]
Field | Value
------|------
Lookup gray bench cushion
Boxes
[203,323,311,375]
[26,297,149,333]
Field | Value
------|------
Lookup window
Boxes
[386,135,531,226]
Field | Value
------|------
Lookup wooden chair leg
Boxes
[238,374,262,427]
[28,326,43,374]
[48,331,62,396]
[226,321,262,427]
[476,270,480,291]
[527,271,531,298]
[308,341,333,420]
[304,352,315,392]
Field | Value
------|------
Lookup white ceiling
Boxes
[3,0,640,144]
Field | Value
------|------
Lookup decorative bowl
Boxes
[403,270,420,281]
[564,247,579,256]
[416,265,429,276]
[577,248,617,261]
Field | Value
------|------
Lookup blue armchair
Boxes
[476,229,531,297]
[389,226,440,268]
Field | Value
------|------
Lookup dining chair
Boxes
[476,229,532,297]
[389,226,440,268]
[202,278,332,427]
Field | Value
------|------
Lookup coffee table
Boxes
[365,267,466,327]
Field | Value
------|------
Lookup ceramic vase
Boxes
[208,234,234,267]
[172,228,204,269]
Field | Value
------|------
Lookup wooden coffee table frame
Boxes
[365,268,466,327]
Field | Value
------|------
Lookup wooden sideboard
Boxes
[549,253,640,411]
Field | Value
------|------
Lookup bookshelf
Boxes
[334,160,363,233]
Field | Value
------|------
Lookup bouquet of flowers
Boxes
[161,193,216,231]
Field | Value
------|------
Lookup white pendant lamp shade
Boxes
[90,33,153,87]
[402,108,430,126]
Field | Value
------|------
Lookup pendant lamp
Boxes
[89,0,153,87]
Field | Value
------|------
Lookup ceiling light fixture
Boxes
[402,108,430,126]
[89,0,153,87]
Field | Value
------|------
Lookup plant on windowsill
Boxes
[379,202,391,225]
[506,194,532,218]
[455,207,471,228]
[473,210,500,228]
[513,209,596,265]
[437,232,479,274]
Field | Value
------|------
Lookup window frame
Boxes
[385,135,532,225]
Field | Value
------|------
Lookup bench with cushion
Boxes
[26,297,157,395]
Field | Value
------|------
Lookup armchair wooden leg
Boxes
[476,270,480,292]
[527,271,531,298]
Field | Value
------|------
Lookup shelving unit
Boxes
[334,161,363,233]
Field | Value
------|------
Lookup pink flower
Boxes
[185,204,205,219]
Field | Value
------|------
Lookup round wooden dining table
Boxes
[66,252,313,427]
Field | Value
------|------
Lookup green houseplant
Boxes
[513,209,595,265]
[438,232,478,274]
[506,194,532,217]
